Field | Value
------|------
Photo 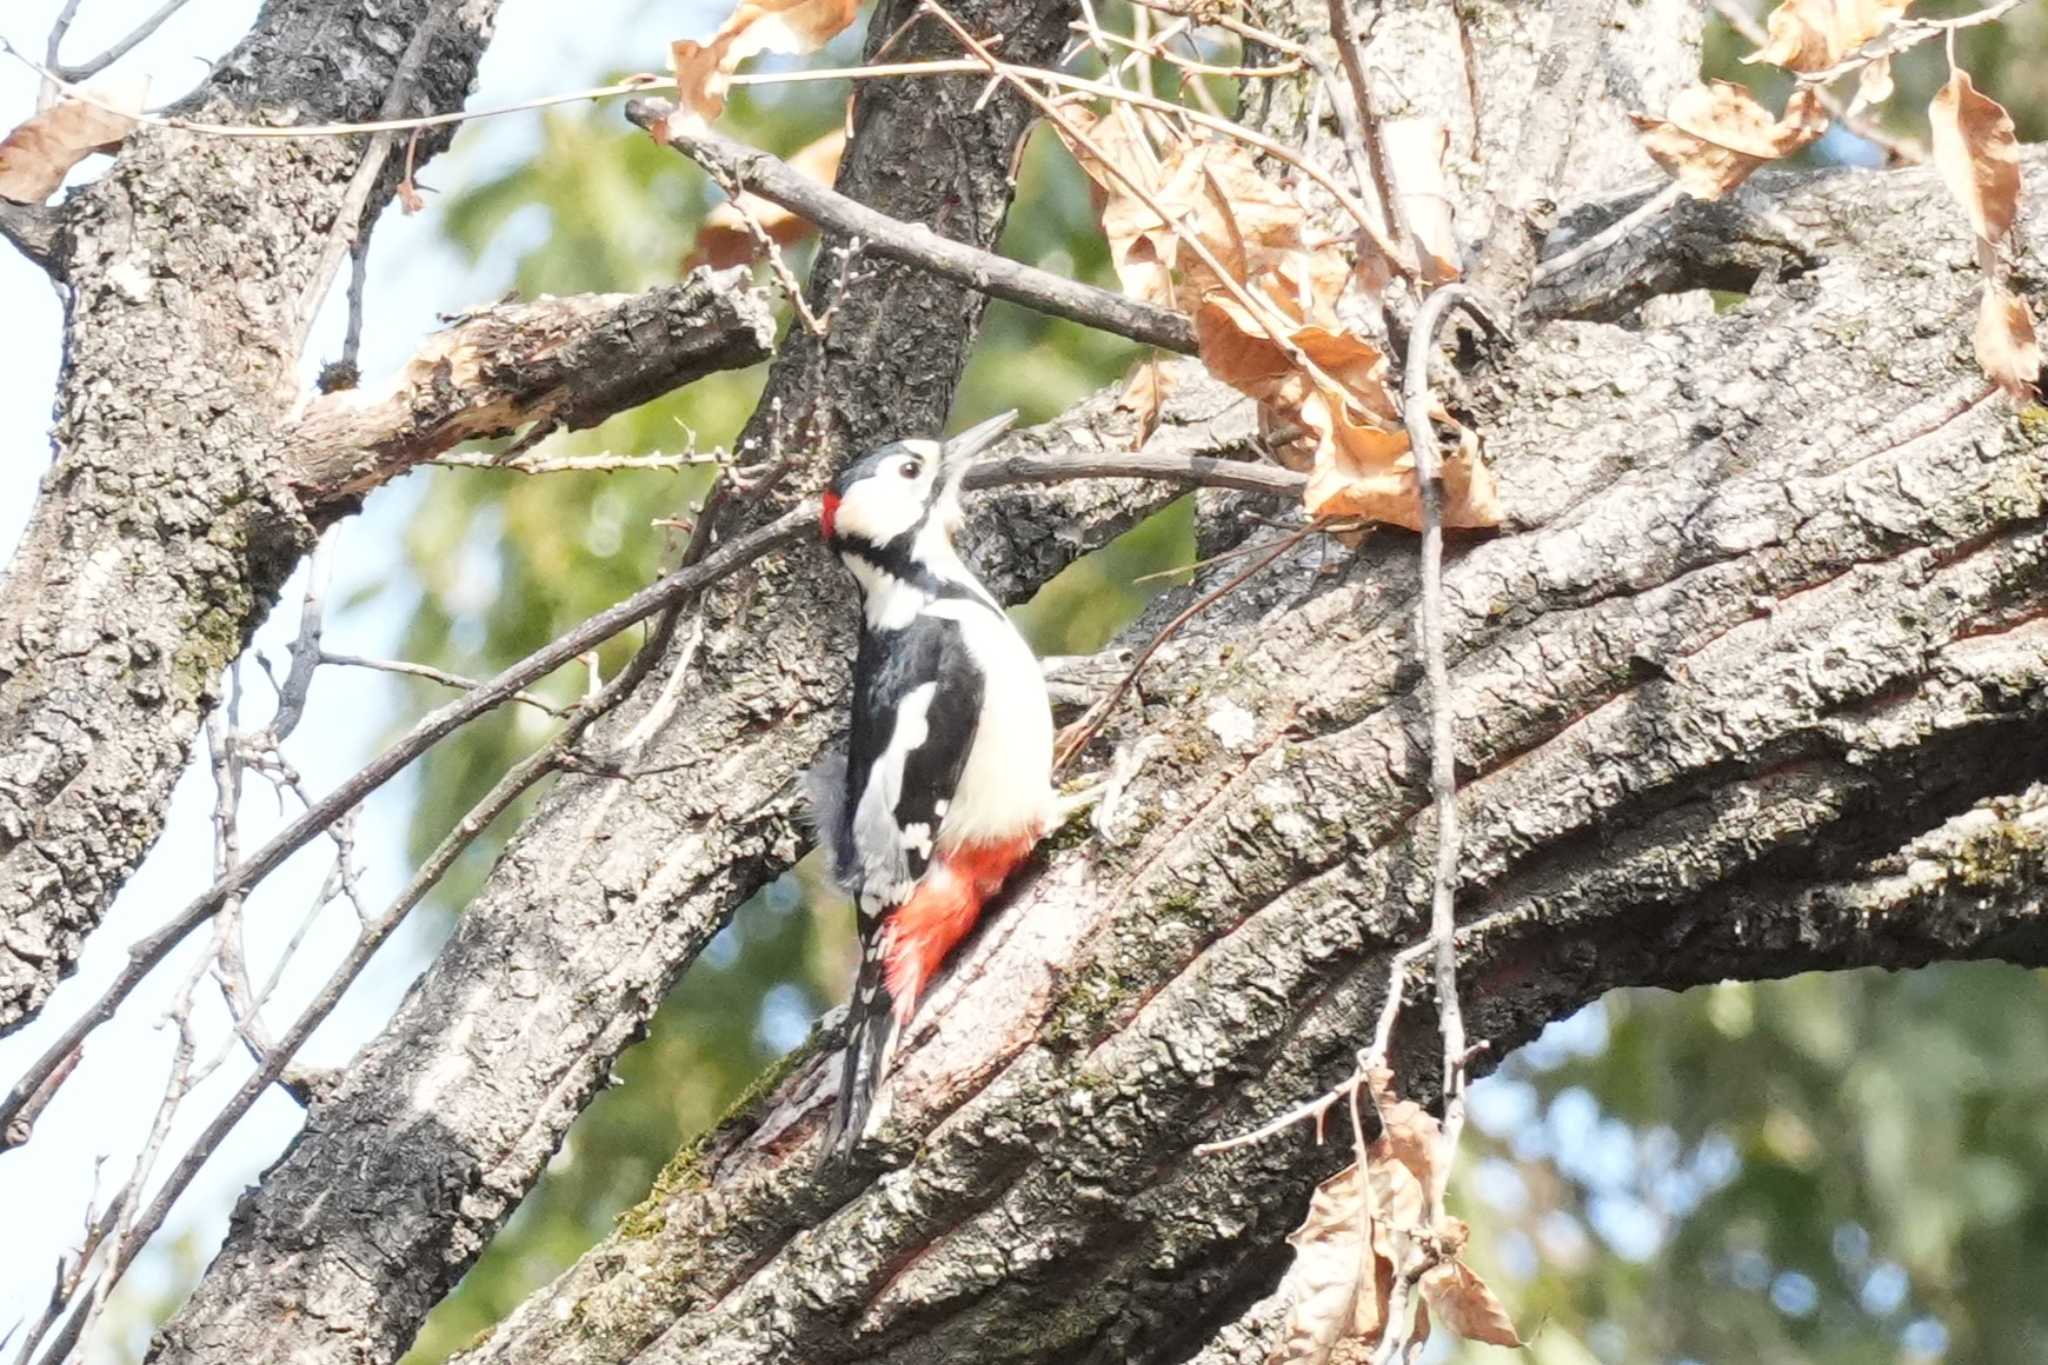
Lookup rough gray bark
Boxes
[455,144,2048,1364]
[0,0,504,1035]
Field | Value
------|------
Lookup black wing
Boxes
[840,611,986,908]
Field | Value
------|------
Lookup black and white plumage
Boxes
[811,411,1054,1163]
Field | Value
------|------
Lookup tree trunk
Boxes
[0,0,503,1034]
[1,0,2042,1362]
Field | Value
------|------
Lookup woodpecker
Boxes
[808,410,1054,1162]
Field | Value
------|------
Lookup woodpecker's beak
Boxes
[931,410,1014,535]
[940,410,1018,470]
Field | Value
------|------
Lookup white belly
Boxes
[925,599,1054,848]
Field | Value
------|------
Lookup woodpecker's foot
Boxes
[1055,735,1157,842]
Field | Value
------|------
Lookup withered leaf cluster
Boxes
[1644,0,2037,398]
[1268,1069,1521,1364]
[1056,104,1500,532]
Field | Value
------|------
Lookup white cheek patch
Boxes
[835,456,936,545]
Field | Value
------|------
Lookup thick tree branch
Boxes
[0,199,64,275]
[626,105,1200,355]
[0,0,503,1039]
[286,270,777,509]
[455,143,2048,1365]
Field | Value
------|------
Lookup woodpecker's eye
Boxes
[898,459,922,480]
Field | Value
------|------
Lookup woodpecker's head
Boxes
[820,410,1016,559]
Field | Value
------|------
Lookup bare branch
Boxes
[320,653,566,717]
[624,101,1198,354]
[47,0,198,84]
[286,272,777,508]
[0,200,64,275]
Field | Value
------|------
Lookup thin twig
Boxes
[1529,181,1683,285]
[48,0,195,83]
[1325,0,1412,282]
[1401,283,1488,1221]
[432,449,727,475]
[320,652,566,717]
[628,100,1198,353]
[288,2,450,357]
[1796,0,2022,85]
[266,538,331,744]
[37,0,83,110]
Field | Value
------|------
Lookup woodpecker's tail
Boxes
[821,938,899,1165]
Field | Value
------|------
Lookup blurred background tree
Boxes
[78,3,2041,1360]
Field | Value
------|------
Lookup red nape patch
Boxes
[820,491,841,542]
[882,833,1038,1026]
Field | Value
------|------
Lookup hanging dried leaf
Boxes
[1362,1066,1443,1190]
[687,127,846,269]
[667,0,861,129]
[1420,1260,1526,1347]
[1380,118,1461,282]
[1632,82,1829,201]
[1057,108,1180,306]
[1974,284,2040,400]
[1930,68,2020,244]
[1745,0,1910,73]
[1268,1162,1391,1364]
[1116,355,1178,447]
[0,77,149,204]
[1851,55,1895,115]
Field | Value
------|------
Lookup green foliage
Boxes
[1446,966,2048,1365]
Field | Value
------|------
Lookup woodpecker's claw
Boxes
[1056,735,1157,841]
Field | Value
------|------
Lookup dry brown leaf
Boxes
[687,127,846,269]
[1420,1260,1526,1347]
[667,0,861,128]
[0,77,149,204]
[1268,1161,1398,1365]
[1303,393,1501,532]
[1975,284,2040,400]
[1116,355,1179,446]
[1632,82,1829,201]
[1930,68,2020,244]
[1053,106,1176,303]
[1852,55,1895,115]
[1380,117,1460,282]
[1746,0,1910,73]
[1363,1066,1444,1189]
